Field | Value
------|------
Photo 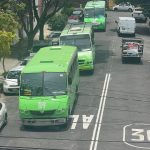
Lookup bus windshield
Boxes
[20,72,67,96]
[84,8,104,18]
[60,34,91,51]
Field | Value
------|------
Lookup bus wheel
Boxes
[89,69,94,75]
[63,109,70,128]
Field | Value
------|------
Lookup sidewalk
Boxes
[0,58,20,75]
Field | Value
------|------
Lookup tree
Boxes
[0,31,15,73]
[0,12,18,74]
[8,0,69,50]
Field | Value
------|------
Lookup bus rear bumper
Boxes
[21,118,66,126]
[79,64,94,71]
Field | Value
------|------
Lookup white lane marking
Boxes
[90,74,108,150]
[89,73,111,150]
[94,73,111,150]
[123,123,150,149]
[82,115,94,129]
[70,115,79,129]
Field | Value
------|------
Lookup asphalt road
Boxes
[0,11,150,150]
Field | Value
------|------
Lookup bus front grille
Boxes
[30,110,56,116]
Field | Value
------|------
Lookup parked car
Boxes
[132,7,147,23]
[3,66,24,94]
[113,2,134,12]
[48,31,61,46]
[0,102,7,129]
[68,8,84,24]
[20,56,33,66]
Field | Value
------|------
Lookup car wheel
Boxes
[144,18,147,23]
[114,8,118,11]
[4,113,7,126]
[128,8,133,12]
[3,91,8,96]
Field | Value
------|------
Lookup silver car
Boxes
[113,2,134,12]
[132,7,147,22]
[0,102,7,129]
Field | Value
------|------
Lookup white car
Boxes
[132,7,147,22]
[0,102,7,129]
[3,66,24,94]
[113,2,134,12]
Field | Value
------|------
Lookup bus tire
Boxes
[89,69,94,75]
[63,109,70,128]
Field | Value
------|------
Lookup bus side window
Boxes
[91,30,95,44]
[68,54,78,85]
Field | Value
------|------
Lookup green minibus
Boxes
[19,46,79,126]
[84,1,106,31]
[60,23,95,73]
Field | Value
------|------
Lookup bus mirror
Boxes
[105,14,107,17]
[115,20,118,24]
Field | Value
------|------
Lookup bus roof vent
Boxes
[70,27,81,32]
[40,61,53,63]
[50,46,61,50]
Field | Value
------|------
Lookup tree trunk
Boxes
[2,57,6,75]
[27,34,34,50]
[39,23,44,40]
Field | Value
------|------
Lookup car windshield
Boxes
[84,8,104,18]
[73,10,82,15]
[135,8,143,11]
[51,33,61,38]
[7,71,21,79]
[20,72,67,96]
[60,34,91,51]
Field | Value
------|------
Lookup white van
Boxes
[116,17,136,36]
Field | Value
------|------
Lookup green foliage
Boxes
[62,7,74,16]
[0,31,15,58]
[48,14,67,31]
[0,12,18,73]
[0,12,19,33]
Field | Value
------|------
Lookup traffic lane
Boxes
[96,16,150,150]
[97,61,150,148]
